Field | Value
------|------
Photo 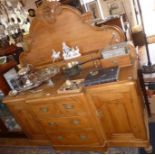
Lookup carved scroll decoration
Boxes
[37,1,62,24]
[20,1,125,66]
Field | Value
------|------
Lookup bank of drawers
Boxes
[27,94,87,117]
[27,94,101,146]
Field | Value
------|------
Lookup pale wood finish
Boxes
[3,63,150,151]
[49,130,100,146]
[3,1,151,152]
[100,54,132,68]
[38,116,93,133]
[7,101,47,140]
[86,82,148,146]
[20,1,125,66]
[26,93,106,148]
[26,94,88,117]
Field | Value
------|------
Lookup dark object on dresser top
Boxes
[83,66,119,86]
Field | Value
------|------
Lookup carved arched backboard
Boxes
[20,1,125,66]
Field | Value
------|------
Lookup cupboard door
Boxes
[86,82,148,141]
[8,102,47,140]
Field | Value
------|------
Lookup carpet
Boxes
[0,146,139,154]
[0,146,54,154]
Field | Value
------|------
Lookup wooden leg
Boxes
[144,144,153,153]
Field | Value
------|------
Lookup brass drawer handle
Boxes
[40,107,48,113]
[72,119,81,125]
[57,136,64,141]
[63,104,74,110]
[96,111,103,118]
[80,135,87,140]
[48,122,57,127]
[112,60,118,65]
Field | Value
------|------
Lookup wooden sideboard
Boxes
[2,1,151,152]
[3,63,151,152]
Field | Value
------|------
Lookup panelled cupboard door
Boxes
[8,102,47,140]
[86,82,148,142]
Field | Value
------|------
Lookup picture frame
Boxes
[3,68,18,90]
[86,1,101,19]
[107,0,124,15]
[35,0,43,8]
[28,9,36,17]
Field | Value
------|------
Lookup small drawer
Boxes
[28,102,61,117]
[100,54,132,68]
[49,130,100,146]
[27,94,87,117]
[56,94,88,116]
[39,116,93,133]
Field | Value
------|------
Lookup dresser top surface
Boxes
[3,63,137,103]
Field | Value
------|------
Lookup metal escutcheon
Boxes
[48,122,57,127]
[63,104,74,110]
[80,135,87,140]
[72,119,81,125]
[57,136,64,141]
[41,107,48,112]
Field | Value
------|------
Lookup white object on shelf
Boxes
[101,42,128,59]
[62,42,81,60]
[3,68,19,90]
[51,49,61,62]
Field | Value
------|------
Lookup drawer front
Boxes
[29,102,61,117]
[100,54,132,68]
[27,95,87,117]
[39,116,93,133]
[57,100,86,116]
[49,130,100,146]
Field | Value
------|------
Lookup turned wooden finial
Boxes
[36,1,62,24]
